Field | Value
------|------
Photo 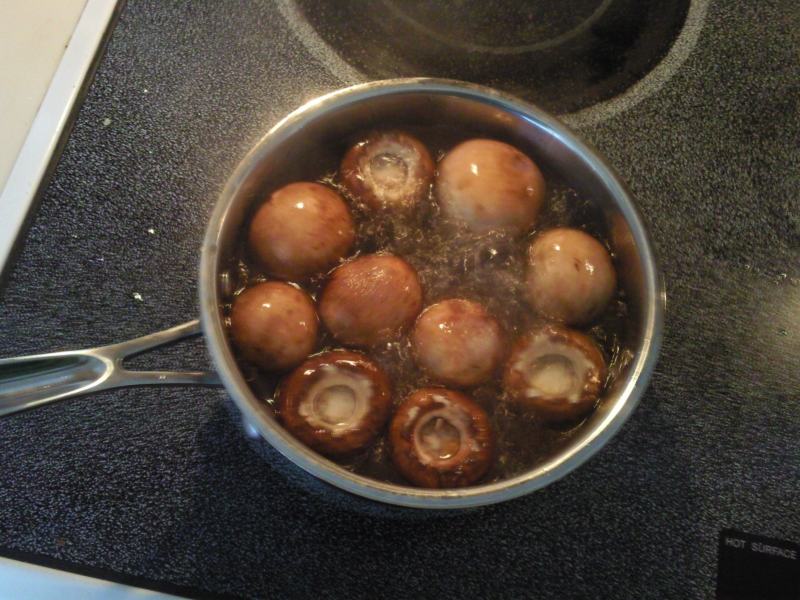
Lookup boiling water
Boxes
[224,128,631,485]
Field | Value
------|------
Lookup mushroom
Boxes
[278,350,392,456]
[319,253,423,347]
[435,139,545,235]
[230,281,318,371]
[389,388,494,488]
[340,130,435,212]
[248,182,355,281]
[411,299,505,387]
[502,323,607,423]
[525,227,617,325]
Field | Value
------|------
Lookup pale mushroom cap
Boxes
[411,299,504,387]
[526,227,616,325]
[230,282,318,371]
[436,139,545,235]
[249,182,355,281]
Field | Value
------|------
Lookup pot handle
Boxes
[0,320,221,418]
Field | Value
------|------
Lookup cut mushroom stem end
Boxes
[389,388,494,488]
[278,350,392,456]
[341,130,435,213]
[503,324,607,424]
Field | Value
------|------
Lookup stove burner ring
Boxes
[279,0,708,121]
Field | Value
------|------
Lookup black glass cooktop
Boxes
[295,0,691,112]
[0,1,798,598]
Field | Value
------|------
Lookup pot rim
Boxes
[199,78,665,509]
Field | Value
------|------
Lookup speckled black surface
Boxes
[1,1,798,599]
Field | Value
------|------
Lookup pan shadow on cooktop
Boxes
[294,0,690,113]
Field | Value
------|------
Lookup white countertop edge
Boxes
[0,0,118,277]
[0,557,183,599]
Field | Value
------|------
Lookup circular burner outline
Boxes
[276,0,709,126]
[565,0,709,127]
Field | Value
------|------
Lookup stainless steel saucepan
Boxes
[0,79,665,509]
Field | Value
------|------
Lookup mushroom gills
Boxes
[299,366,373,436]
[419,416,461,460]
[412,404,472,466]
[514,335,596,403]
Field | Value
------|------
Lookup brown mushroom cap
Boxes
[230,282,318,371]
[503,323,607,423]
[278,350,393,456]
[435,139,545,235]
[525,227,617,326]
[340,130,435,212]
[248,182,355,281]
[389,388,494,488]
[411,299,505,387]
[319,253,423,347]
